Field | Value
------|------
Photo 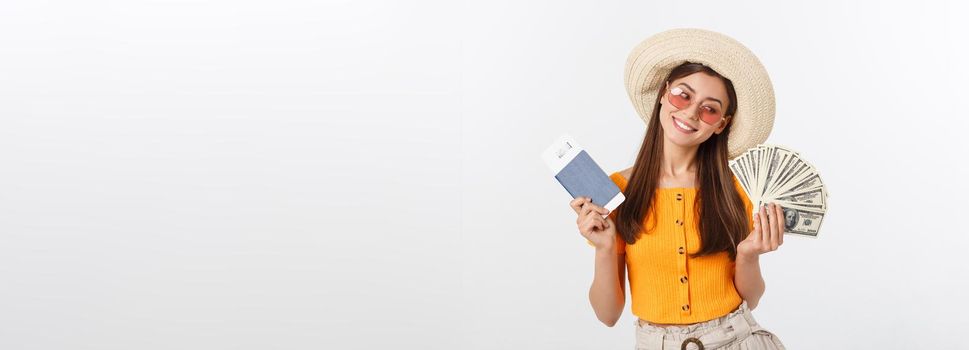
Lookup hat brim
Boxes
[624,28,775,159]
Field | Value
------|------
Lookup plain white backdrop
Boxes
[1,0,967,349]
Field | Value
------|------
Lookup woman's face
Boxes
[658,72,731,148]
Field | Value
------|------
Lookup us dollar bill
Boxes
[774,187,826,210]
[730,144,829,238]
[781,207,825,237]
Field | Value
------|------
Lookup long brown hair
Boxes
[615,62,750,260]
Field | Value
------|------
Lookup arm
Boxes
[589,247,626,327]
[571,196,626,327]
[735,203,785,311]
[734,253,765,310]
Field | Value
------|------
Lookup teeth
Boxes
[674,118,696,131]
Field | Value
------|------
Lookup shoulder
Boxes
[619,167,633,180]
[610,167,633,191]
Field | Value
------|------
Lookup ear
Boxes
[659,81,669,106]
[713,116,731,135]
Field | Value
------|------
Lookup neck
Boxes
[661,136,698,177]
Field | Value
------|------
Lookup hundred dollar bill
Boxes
[773,186,826,210]
[781,207,825,237]
[730,143,829,238]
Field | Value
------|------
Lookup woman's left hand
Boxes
[737,202,785,260]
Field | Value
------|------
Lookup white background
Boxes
[1,0,967,349]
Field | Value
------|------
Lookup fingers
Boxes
[752,212,761,239]
[758,204,770,247]
[581,209,606,233]
[766,203,779,251]
[587,202,608,218]
[774,203,785,246]
[578,217,595,238]
[588,210,607,228]
[572,197,608,217]
[569,197,587,214]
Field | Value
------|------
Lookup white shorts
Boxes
[634,301,786,350]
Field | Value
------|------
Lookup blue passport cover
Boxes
[554,150,622,208]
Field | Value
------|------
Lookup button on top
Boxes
[675,193,683,201]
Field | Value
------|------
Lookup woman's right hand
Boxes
[570,197,617,252]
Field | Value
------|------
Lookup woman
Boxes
[573,29,788,349]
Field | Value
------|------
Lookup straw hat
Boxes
[624,28,775,159]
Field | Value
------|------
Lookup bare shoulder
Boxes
[618,167,633,180]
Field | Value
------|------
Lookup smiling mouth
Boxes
[672,116,698,133]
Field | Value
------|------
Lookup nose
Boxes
[682,106,701,121]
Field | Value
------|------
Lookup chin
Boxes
[668,134,703,148]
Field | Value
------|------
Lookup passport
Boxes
[542,134,624,213]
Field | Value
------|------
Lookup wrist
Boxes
[595,245,616,256]
[736,251,760,264]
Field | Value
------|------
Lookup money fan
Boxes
[729,144,828,238]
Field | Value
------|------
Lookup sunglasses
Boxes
[665,82,726,126]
